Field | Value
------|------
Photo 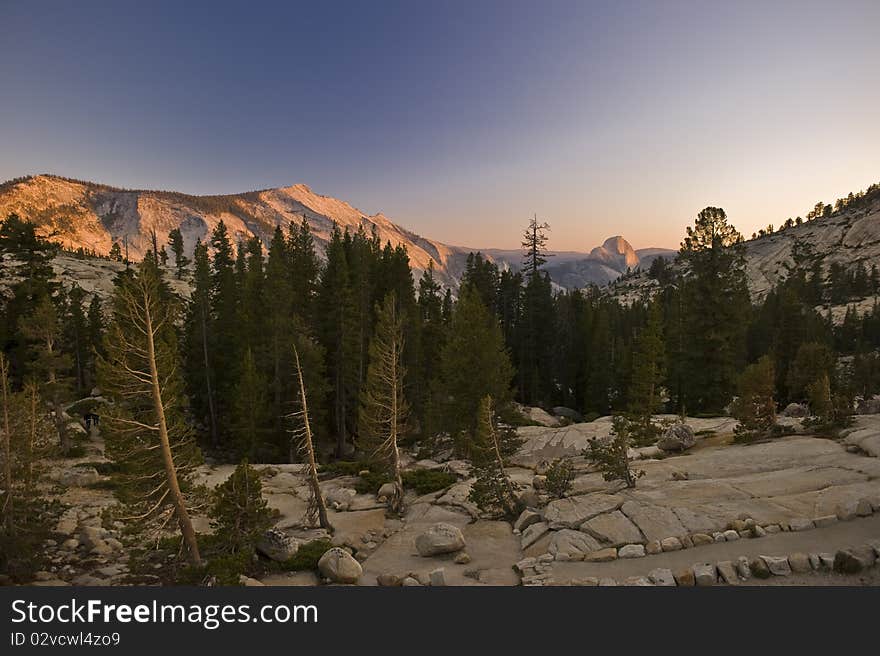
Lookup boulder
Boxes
[514,509,542,533]
[377,573,402,587]
[618,544,646,559]
[429,568,446,586]
[584,547,617,563]
[552,406,584,423]
[581,510,643,547]
[376,482,397,500]
[781,403,808,418]
[750,557,771,579]
[716,561,739,585]
[256,529,299,562]
[673,568,695,587]
[648,568,676,586]
[415,523,466,556]
[542,494,622,529]
[525,407,561,427]
[761,555,792,576]
[548,529,601,561]
[454,552,471,565]
[788,553,811,573]
[692,563,717,586]
[833,546,876,574]
[855,396,880,414]
[520,522,550,550]
[660,537,683,552]
[318,548,363,584]
[326,487,357,511]
[656,423,696,452]
[57,467,100,487]
[788,517,814,532]
[691,533,713,546]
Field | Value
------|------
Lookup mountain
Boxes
[481,237,675,288]
[0,174,673,291]
[610,187,880,322]
[0,174,475,288]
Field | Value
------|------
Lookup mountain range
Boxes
[0,175,673,289]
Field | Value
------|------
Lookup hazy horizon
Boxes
[2,0,879,251]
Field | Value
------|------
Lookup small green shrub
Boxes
[279,539,333,571]
[354,470,386,494]
[402,469,456,495]
[544,459,575,498]
[319,460,369,477]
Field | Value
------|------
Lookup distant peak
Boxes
[601,235,633,253]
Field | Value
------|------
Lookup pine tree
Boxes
[628,300,665,439]
[435,286,514,453]
[231,348,270,459]
[678,207,749,412]
[468,396,521,517]
[317,224,359,457]
[168,227,189,278]
[584,416,643,488]
[210,221,240,438]
[731,355,777,441]
[358,293,409,513]
[99,256,202,566]
[18,295,73,454]
[1,353,11,533]
[210,460,273,555]
[288,216,320,324]
[64,284,89,396]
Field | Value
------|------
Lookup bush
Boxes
[354,470,386,495]
[210,461,274,555]
[319,460,369,477]
[583,416,644,488]
[402,469,456,495]
[279,539,333,572]
[544,459,574,498]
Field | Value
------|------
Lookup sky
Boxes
[1,0,879,251]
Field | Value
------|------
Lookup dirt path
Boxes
[552,514,880,582]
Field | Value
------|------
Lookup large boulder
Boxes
[548,529,601,560]
[415,523,466,557]
[326,487,357,511]
[781,403,808,418]
[581,510,643,547]
[318,548,362,584]
[256,529,299,562]
[524,406,561,427]
[57,467,100,487]
[552,407,584,423]
[656,424,696,452]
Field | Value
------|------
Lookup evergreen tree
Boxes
[731,355,777,441]
[678,207,749,412]
[584,416,643,488]
[468,396,521,517]
[167,227,189,278]
[231,348,270,459]
[99,256,202,566]
[210,461,273,555]
[628,299,665,439]
[358,293,409,513]
[435,287,514,453]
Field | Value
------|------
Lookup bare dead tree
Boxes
[288,344,333,533]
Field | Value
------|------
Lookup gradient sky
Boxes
[2,1,879,251]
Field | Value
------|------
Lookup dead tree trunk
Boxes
[292,345,332,533]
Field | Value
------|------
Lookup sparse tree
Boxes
[468,396,521,516]
[358,293,408,514]
[731,355,777,440]
[168,228,189,279]
[584,416,644,488]
[98,256,202,567]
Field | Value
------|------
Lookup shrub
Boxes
[279,539,333,572]
[544,459,574,498]
[210,461,273,555]
[583,416,644,488]
[402,469,456,495]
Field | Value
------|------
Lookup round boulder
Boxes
[657,423,696,452]
[318,547,363,584]
[256,529,299,562]
[415,522,466,557]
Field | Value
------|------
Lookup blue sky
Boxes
[2,1,879,250]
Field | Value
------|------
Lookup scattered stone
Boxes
[618,544,646,559]
[819,553,835,570]
[788,553,811,573]
[376,482,397,500]
[326,487,357,511]
[749,558,771,579]
[623,576,653,586]
[318,547,363,584]
[670,470,689,481]
[751,525,767,538]
[693,563,716,586]
[401,576,421,586]
[761,555,792,576]
[712,532,725,542]
[691,533,713,546]
[256,529,299,562]
[645,540,662,555]
[377,574,402,587]
[60,538,79,550]
[723,529,739,541]
[429,568,446,586]
[736,556,751,580]
[648,568,676,586]
[808,554,821,570]
[834,546,876,574]
[673,568,695,587]
[681,534,694,549]
[515,557,537,573]
[584,547,617,563]
[58,466,100,487]
[788,518,814,532]
[532,475,548,490]
[781,403,808,418]
[454,552,471,565]
[764,524,781,534]
[716,561,739,585]
[239,575,264,587]
[415,523,466,556]
[657,423,696,452]
[660,537,683,552]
